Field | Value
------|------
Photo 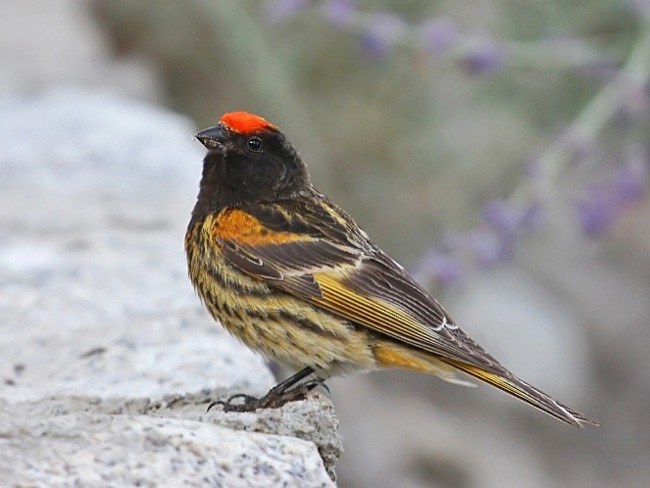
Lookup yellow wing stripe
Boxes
[313,272,437,348]
[374,342,451,374]
[446,361,525,398]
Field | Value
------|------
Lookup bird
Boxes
[185,110,599,427]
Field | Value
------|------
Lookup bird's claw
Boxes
[208,379,327,413]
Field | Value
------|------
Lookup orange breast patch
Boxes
[213,208,307,245]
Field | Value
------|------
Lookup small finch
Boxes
[185,111,599,427]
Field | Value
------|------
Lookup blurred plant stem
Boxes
[504,38,615,70]
[512,21,650,207]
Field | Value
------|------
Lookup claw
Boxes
[207,393,258,412]
[207,380,328,413]
[305,378,330,393]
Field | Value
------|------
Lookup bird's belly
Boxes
[187,243,376,371]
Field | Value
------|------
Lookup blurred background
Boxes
[2,0,649,486]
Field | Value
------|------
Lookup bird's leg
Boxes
[208,366,326,413]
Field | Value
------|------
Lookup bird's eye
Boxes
[247,137,262,152]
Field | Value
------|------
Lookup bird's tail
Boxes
[441,358,600,427]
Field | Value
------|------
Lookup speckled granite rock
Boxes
[0,399,335,487]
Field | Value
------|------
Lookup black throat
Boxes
[191,150,309,217]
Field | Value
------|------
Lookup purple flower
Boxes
[461,39,506,74]
[632,0,650,17]
[360,12,406,57]
[481,199,520,236]
[322,0,355,27]
[266,0,309,24]
[615,153,647,203]
[519,201,544,231]
[577,155,648,237]
[467,229,515,267]
[576,187,620,237]
[415,248,464,286]
[419,18,457,54]
[481,199,543,236]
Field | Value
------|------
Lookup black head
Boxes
[193,111,310,214]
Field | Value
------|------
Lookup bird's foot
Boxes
[208,378,326,413]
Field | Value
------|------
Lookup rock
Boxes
[0,399,334,488]
[0,90,341,485]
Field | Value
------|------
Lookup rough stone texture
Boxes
[0,400,333,488]
[0,90,340,486]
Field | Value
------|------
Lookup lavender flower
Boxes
[615,153,648,203]
[461,39,506,74]
[266,0,309,24]
[482,199,544,235]
[322,0,355,27]
[419,18,457,54]
[519,201,544,231]
[576,186,620,237]
[632,0,650,18]
[577,155,648,237]
[481,199,520,237]
[360,12,406,58]
[468,229,514,267]
[414,248,463,286]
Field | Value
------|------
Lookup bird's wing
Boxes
[211,200,503,373]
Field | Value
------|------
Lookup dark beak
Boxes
[195,123,228,150]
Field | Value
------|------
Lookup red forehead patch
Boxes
[219,111,276,134]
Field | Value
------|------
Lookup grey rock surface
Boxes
[0,401,334,488]
[0,0,161,100]
[0,90,340,486]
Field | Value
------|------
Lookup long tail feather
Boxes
[442,359,600,427]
